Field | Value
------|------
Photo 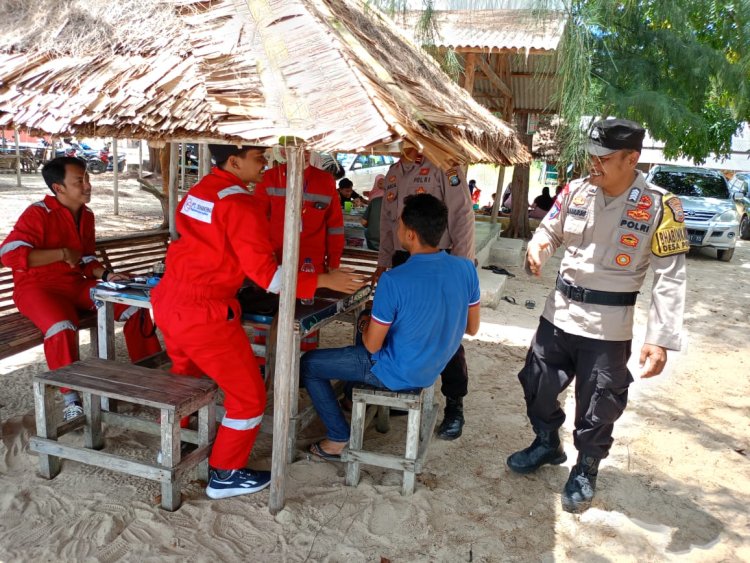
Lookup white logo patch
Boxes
[181,195,214,223]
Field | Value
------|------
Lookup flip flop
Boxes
[502,296,516,304]
[309,441,344,462]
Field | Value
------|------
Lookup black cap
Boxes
[586,118,645,156]
[208,144,265,165]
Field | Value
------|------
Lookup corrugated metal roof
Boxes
[396,9,566,52]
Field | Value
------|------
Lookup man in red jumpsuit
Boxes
[253,151,344,273]
[151,144,363,500]
[0,157,162,421]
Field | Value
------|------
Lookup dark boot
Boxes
[437,397,464,440]
[561,454,600,513]
[506,428,567,474]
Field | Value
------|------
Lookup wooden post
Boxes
[138,140,143,179]
[202,143,211,176]
[179,143,186,192]
[14,128,21,188]
[113,138,119,215]
[490,166,506,225]
[463,53,477,94]
[269,146,304,515]
[168,143,179,240]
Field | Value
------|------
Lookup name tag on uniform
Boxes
[181,195,214,223]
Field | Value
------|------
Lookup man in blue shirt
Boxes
[301,194,481,460]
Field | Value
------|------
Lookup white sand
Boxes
[0,172,748,561]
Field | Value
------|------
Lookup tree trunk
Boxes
[159,147,170,196]
[503,127,534,239]
[146,144,161,174]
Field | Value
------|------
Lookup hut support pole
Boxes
[138,140,143,179]
[201,143,211,176]
[269,146,304,515]
[113,139,119,215]
[180,143,186,191]
[14,128,21,188]
[490,166,506,225]
[168,143,179,240]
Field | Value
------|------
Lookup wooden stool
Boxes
[29,358,218,511]
[344,383,439,495]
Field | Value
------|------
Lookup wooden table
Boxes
[91,281,371,457]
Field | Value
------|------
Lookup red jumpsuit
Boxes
[0,195,162,377]
[254,164,344,273]
[151,167,317,470]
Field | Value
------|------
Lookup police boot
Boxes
[561,454,600,514]
[506,428,567,474]
[437,397,464,440]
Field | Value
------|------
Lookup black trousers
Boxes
[518,317,633,459]
[392,250,468,399]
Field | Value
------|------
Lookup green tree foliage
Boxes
[553,0,750,166]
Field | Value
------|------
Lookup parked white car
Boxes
[336,153,397,193]
[646,165,739,261]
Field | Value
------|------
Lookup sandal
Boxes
[481,265,516,277]
[309,441,345,462]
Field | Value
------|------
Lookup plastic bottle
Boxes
[300,258,315,305]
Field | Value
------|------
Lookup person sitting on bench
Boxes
[0,157,162,421]
[301,194,481,460]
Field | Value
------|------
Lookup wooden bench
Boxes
[0,230,169,361]
[344,382,439,495]
[30,358,218,511]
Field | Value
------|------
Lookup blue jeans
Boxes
[300,345,386,442]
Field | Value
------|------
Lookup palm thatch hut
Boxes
[0,0,529,168]
[0,0,529,513]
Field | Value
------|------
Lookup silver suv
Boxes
[646,165,739,262]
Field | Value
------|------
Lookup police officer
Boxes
[374,141,475,440]
[506,119,688,513]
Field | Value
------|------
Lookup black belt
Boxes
[556,275,638,306]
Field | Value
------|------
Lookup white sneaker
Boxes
[62,403,84,422]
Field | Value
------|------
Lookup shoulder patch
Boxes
[652,194,689,257]
[181,194,214,224]
[446,168,461,187]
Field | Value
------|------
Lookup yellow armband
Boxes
[651,194,689,257]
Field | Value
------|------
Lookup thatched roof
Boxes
[0,0,530,167]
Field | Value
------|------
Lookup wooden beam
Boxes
[463,52,477,94]
[454,47,553,55]
[476,55,512,100]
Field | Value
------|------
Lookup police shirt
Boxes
[530,171,687,349]
[377,155,475,267]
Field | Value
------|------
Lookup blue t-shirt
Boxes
[370,251,480,390]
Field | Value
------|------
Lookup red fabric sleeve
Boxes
[0,206,45,271]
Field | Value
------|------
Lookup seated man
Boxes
[301,194,481,459]
[338,178,366,208]
[0,157,162,420]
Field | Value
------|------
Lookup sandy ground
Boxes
[0,172,748,562]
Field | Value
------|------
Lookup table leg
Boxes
[33,381,60,478]
[97,301,116,412]
[83,392,104,450]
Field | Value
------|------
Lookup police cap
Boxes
[586,118,646,156]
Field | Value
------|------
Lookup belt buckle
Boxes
[570,285,585,302]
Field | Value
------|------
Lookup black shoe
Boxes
[506,429,567,474]
[437,397,464,440]
[561,454,600,513]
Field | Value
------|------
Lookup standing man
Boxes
[375,142,475,440]
[254,151,344,274]
[0,157,162,421]
[506,119,688,513]
[151,144,363,500]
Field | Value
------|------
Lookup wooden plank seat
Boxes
[0,230,169,362]
[30,358,218,511]
[343,382,439,495]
